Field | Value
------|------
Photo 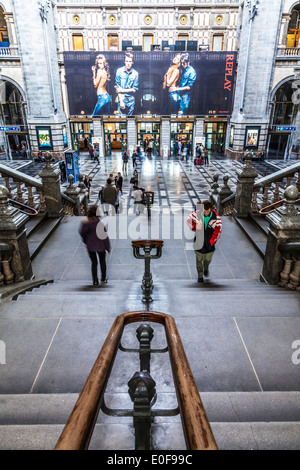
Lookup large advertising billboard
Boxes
[64,51,237,117]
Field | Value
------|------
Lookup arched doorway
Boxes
[268,79,297,159]
[0,78,29,159]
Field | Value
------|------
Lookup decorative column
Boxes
[127,117,137,153]
[64,174,81,216]
[233,152,258,218]
[92,118,104,157]
[39,152,64,218]
[261,186,300,285]
[160,118,171,157]
[0,185,33,282]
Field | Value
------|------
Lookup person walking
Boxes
[132,185,144,215]
[187,200,222,283]
[89,146,94,161]
[130,169,139,186]
[115,172,123,192]
[132,150,137,168]
[84,175,92,199]
[203,147,209,165]
[122,151,129,174]
[102,178,117,215]
[79,204,111,285]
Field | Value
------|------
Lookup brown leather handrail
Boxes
[54,311,217,451]
[8,198,38,217]
[259,198,300,216]
[132,239,163,248]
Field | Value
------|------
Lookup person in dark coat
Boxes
[102,178,117,215]
[115,172,123,192]
[79,205,111,285]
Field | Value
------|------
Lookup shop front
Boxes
[170,121,193,157]
[70,120,93,153]
[137,121,160,156]
[104,121,127,156]
[204,121,227,155]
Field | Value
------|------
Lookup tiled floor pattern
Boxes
[0,152,297,213]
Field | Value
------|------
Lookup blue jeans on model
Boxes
[179,94,191,115]
[169,92,181,114]
[93,93,111,116]
[118,95,135,116]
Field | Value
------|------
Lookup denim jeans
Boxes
[118,96,135,116]
[169,92,181,114]
[179,94,191,115]
[93,93,111,116]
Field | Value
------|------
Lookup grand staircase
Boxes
[0,275,299,450]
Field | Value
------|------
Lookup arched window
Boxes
[287,4,300,48]
[0,6,9,46]
[271,80,295,128]
[0,80,26,128]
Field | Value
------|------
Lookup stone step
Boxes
[27,217,61,260]
[1,392,300,424]
[235,217,267,258]
[25,213,48,238]
[0,393,300,450]
[4,292,298,317]
[1,422,300,450]
[20,279,298,294]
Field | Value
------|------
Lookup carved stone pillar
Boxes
[39,152,64,218]
[0,186,33,282]
[233,152,258,218]
[261,186,300,285]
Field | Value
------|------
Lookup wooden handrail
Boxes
[8,198,38,217]
[132,239,163,248]
[259,198,300,216]
[55,311,217,451]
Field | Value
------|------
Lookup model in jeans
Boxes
[169,53,197,116]
[92,54,111,116]
[115,52,139,116]
[79,205,111,285]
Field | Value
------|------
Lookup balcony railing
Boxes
[0,47,19,57]
[277,47,300,57]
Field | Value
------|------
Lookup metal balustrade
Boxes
[55,311,218,451]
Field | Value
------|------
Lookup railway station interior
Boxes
[0,0,299,453]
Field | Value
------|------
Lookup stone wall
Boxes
[11,0,69,157]
[228,0,283,157]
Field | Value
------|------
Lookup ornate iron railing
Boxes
[55,311,217,451]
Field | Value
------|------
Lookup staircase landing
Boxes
[0,215,299,450]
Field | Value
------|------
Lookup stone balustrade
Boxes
[0,164,46,213]
[0,153,89,218]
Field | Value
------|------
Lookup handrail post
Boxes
[132,240,164,303]
[0,185,33,282]
[39,152,64,218]
[136,324,154,373]
[142,191,154,219]
[233,152,258,218]
[128,371,156,450]
[0,242,15,285]
[64,174,81,216]
[262,186,300,285]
